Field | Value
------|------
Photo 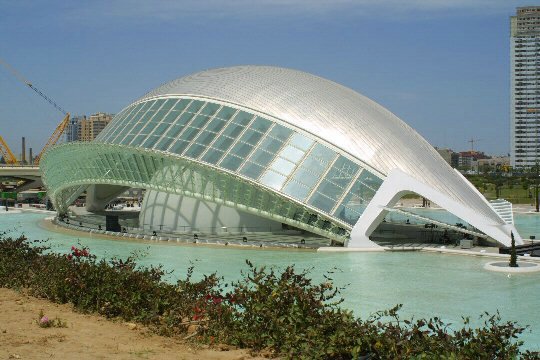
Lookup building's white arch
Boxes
[348,169,523,248]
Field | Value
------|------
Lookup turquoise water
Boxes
[1,211,540,350]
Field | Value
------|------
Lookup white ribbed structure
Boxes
[141,66,505,227]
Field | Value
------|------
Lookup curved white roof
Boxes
[140,65,504,225]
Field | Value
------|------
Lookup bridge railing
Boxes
[0,164,40,168]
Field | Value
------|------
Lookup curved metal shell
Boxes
[139,65,503,225]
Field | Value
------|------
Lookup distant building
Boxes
[435,147,453,166]
[458,151,488,169]
[450,152,460,168]
[66,115,86,142]
[78,113,113,142]
[510,6,540,168]
[477,156,511,172]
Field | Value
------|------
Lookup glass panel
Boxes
[154,101,187,130]
[132,100,162,133]
[144,98,166,117]
[189,114,210,129]
[280,145,305,163]
[201,149,225,164]
[249,148,275,167]
[317,180,344,201]
[121,134,135,145]
[333,178,373,225]
[143,135,160,149]
[130,135,146,146]
[325,156,359,188]
[229,142,254,158]
[358,170,383,190]
[151,122,171,138]
[199,103,220,116]
[155,137,174,151]
[282,180,311,201]
[239,162,265,179]
[290,167,320,188]
[240,128,263,145]
[160,98,178,111]
[184,143,206,158]
[270,157,295,176]
[220,154,244,171]
[98,106,133,142]
[165,113,194,139]
[260,170,287,190]
[232,111,254,126]
[250,117,272,133]
[298,157,326,178]
[289,133,314,150]
[222,123,245,138]
[186,100,204,113]
[308,192,335,213]
[205,118,227,133]
[212,136,235,152]
[268,124,293,142]
[310,144,336,163]
[170,140,190,154]
[111,101,152,144]
[258,137,283,154]
[195,131,217,146]
[216,106,236,120]
[145,108,170,128]
[178,126,201,142]
[127,122,146,138]
[170,99,192,115]
[358,185,376,202]
[333,198,364,225]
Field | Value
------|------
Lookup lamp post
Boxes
[534,159,540,212]
[536,121,539,212]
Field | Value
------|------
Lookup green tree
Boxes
[509,231,518,268]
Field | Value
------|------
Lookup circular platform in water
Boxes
[484,261,540,273]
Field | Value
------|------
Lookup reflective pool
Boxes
[1,211,539,350]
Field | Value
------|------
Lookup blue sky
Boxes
[0,0,534,156]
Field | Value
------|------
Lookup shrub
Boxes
[37,309,67,328]
[0,234,538,359]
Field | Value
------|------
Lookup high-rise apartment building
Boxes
[66,115,86,142]
[511,6,540,168]
[78,112,113,142]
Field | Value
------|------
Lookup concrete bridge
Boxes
[0,165,42,191]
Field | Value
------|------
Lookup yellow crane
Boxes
[34,113,70,164]
[0,58,70,165]
[0,136,17,165]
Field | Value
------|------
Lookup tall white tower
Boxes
[511,6,540,168]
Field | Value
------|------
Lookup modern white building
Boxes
[41,66,522,248]
[511,6,540,168]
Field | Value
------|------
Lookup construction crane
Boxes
[468,137,482,152]
[0,136,17,165]
[33,113,70,164]
[0,58,70,165]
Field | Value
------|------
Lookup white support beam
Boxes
[348,168,523,248]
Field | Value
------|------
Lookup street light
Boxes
[536,121,539,212]
[534,115,539,212]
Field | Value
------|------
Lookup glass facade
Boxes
[95,97,383,227]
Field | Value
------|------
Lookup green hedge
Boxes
[0,234,538,359]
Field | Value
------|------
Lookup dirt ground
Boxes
[0,288,267,360]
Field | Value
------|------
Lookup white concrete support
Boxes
[86,184,130,212]
[347,169,523,248]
